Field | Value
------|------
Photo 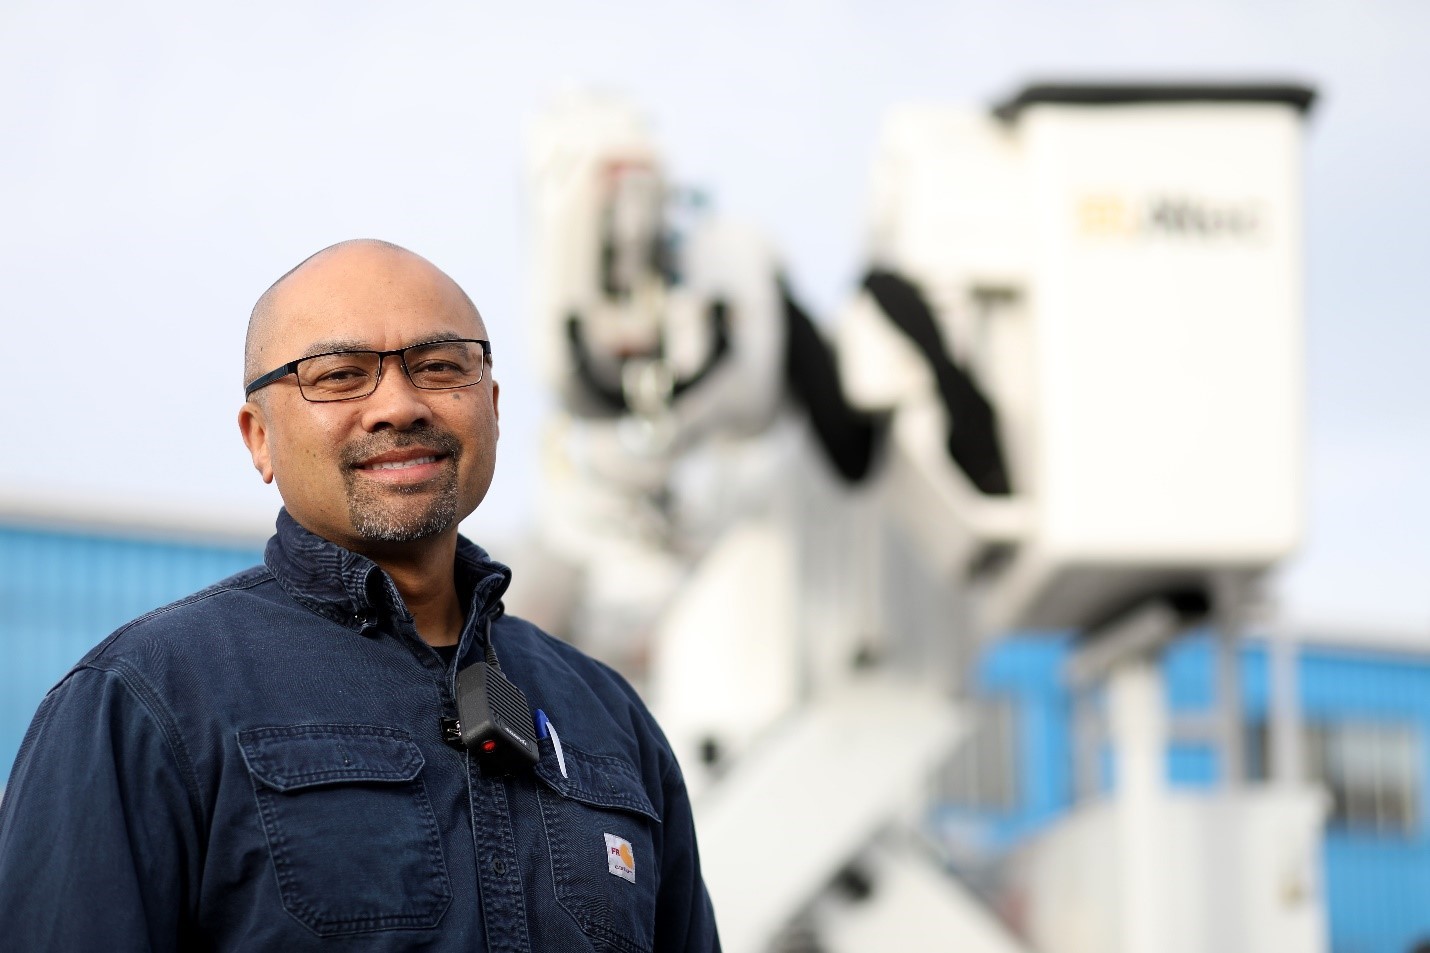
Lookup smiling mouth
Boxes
[343,428,463,478]
[360,455,442,472]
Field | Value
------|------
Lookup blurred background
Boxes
[2,2,1428,952]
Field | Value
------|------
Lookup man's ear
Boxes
[237,400,275,484]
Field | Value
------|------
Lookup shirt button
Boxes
[492,857,506,875]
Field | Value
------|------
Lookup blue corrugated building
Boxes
[937,633,1430,953]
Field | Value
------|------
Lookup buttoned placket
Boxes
[446,616,532,953]
[468,765,531,952]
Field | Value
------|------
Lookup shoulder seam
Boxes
[79,660,206,826]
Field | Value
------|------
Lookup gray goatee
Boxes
[341,428,463,543]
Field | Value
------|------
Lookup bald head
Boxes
[236,237,501,559]
[243,239,483,390]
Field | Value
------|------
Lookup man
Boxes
[0,240,720,951]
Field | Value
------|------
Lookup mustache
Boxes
[341,426,463,469]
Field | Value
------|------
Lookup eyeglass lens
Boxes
[296,341,486,401]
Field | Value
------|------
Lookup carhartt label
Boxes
[605,833,635,883]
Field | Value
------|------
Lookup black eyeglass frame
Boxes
[244,338,492,401]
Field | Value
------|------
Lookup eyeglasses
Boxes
[244,339,491,402]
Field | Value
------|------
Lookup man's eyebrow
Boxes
[295,332,474,360]
[409,331,470,346]
[298,338,369,359]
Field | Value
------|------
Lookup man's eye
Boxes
[315,367,368,383]
[301,362,375,394]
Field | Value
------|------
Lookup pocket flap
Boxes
[535,741,660,823]
[238,725,424,792]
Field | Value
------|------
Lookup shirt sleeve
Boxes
[0,664,201,952]
[653,757,723,952]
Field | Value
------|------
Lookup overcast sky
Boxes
[1,0,1426,635]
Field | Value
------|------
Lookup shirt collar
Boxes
[263,508,512,633]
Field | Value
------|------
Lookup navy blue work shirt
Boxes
[0,510,720,952]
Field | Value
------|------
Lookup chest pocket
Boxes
[238,725,452,937]
[534,740,663,953]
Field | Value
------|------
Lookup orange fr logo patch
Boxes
[604,833,635,883]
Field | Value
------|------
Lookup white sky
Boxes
[1,0,1427,634]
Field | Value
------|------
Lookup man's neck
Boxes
[364,535,465,648]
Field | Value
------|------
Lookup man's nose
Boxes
[358,355,433,431]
